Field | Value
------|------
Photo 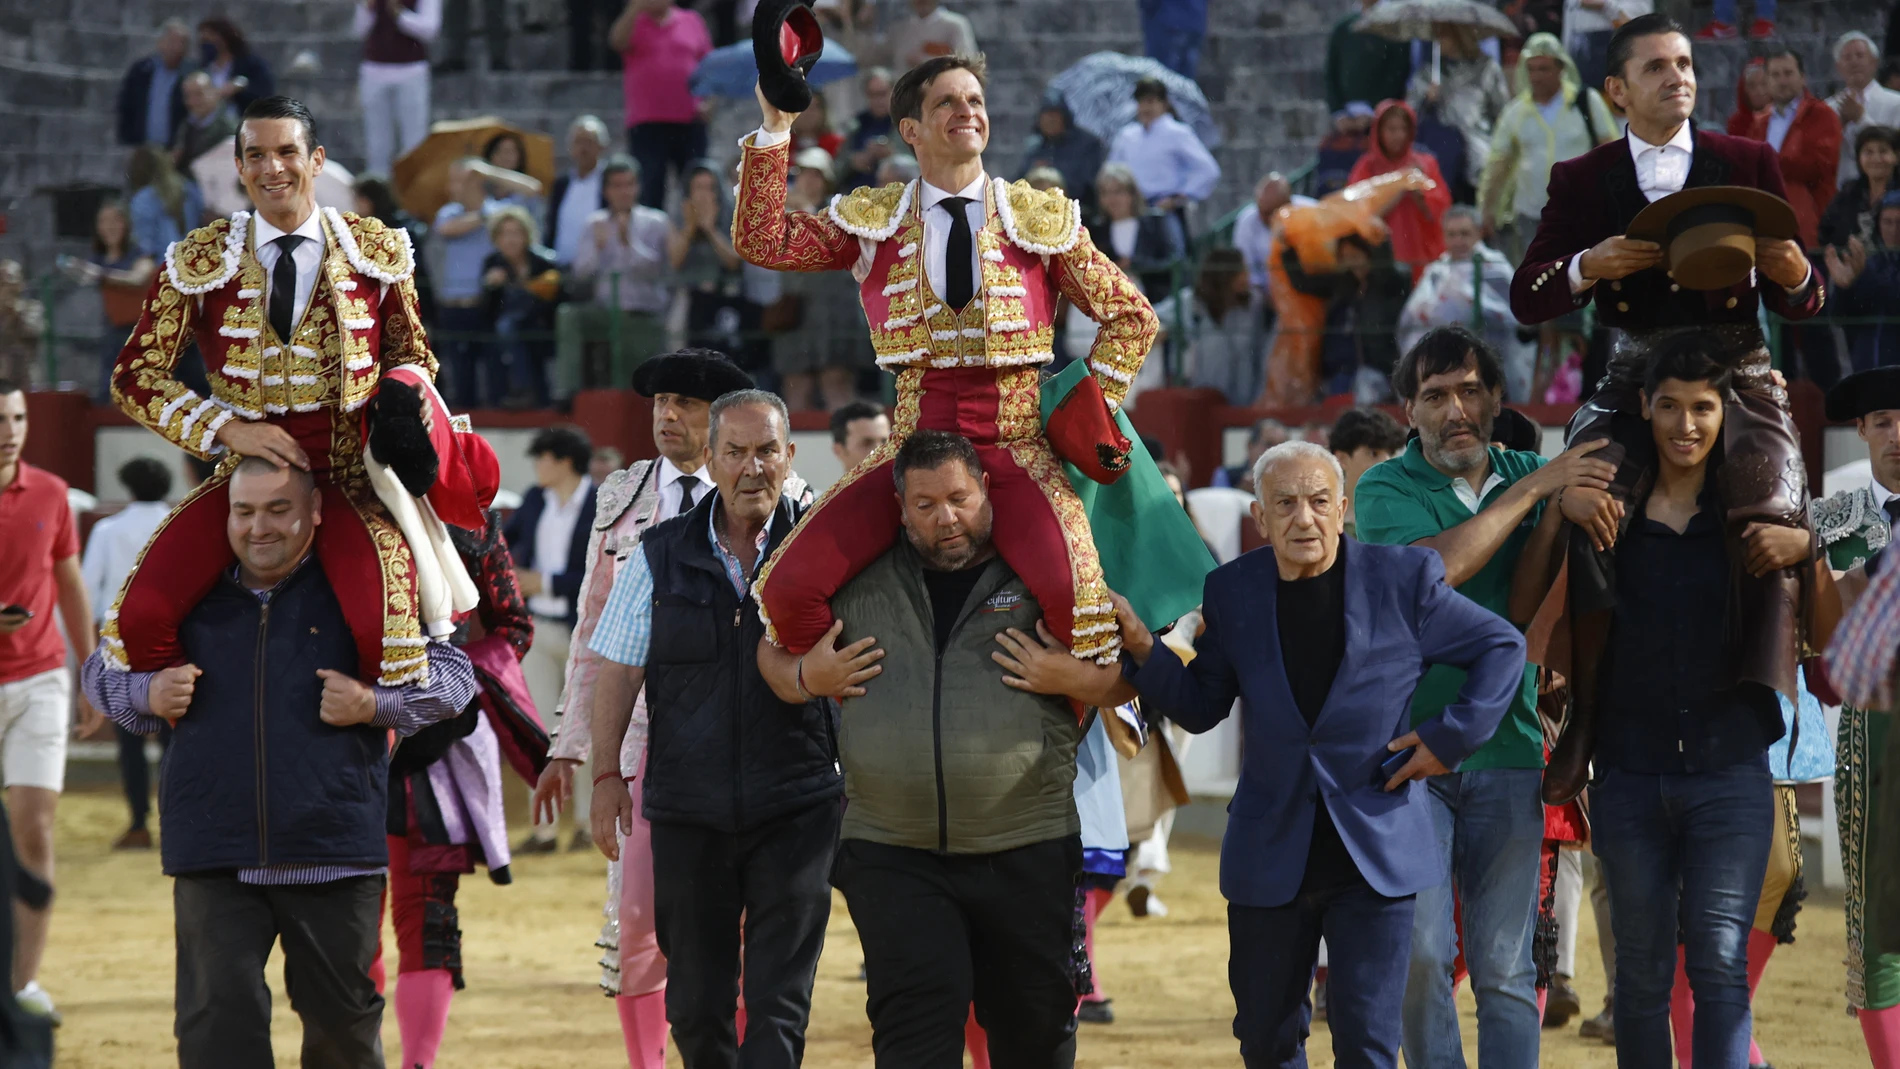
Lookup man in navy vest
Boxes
[82,456,476,1069]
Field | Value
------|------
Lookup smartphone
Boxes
[1377,746,1415,787]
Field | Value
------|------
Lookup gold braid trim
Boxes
[993,179,1082,255]
[1050,228,1157,408]
[828,181,915,241]
[1005,433,1119,662]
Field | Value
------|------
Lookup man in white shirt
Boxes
[1829,32,1900,187]
[1231,171,1315,296]
[80,457,176,852]
[887,0,977,69]
[1106,78,1222,216]
[504,425,595,851]
[549,115,610,267]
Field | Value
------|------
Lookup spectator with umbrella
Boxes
[1327,0,1411,114]
[1406,24,1509,206]
[1106,78,1221,227]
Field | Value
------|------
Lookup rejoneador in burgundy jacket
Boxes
[1510,123,1827,331]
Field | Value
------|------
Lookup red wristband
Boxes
[592,769,623,786]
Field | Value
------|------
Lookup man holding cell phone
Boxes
[1117,436,1525,1069]
[0,379,103,1025]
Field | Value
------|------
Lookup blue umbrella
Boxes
[1044,52,1221,150]
[689,38,858,100]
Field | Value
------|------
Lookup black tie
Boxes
[1886,498,1900,529]
[676,474,701,516]
[939,197,975,311]
[268,234,303,343]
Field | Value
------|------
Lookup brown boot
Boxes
[112,826,153,851]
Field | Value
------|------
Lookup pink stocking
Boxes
[616,990,669,1069]
[735,1000,747,1045]
[1082,888,1113,1004]
[966,1006,991,1069]
[393,969,455,1069]
[1861,1004,1900,1069]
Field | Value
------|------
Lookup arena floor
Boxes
[41,787,1867,1068]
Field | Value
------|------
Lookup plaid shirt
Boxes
[590,495,776,668]
[1827,552,1900,708]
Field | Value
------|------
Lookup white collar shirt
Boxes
[528,475,594,619]
[1452,471,1507,514]
[1568,123,1695,292]
[655,456,710,522]
[916,173,990,305]
[1766,98,1800,152]
[251,210,328,332]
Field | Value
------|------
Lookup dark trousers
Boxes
[650,800,840,1069]
[1592,757,1774,1069]
[116,724,153,829]
[174,872,386,1069]
[627,121,710,210]
[565,0,619,70]
[442,0,508,65]
[1228,873,1415,1069]
[833,836,1082,1069]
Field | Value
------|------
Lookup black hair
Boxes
[235,96,321,158]
[0,378,20,398]
[118,456,172,502]
[351,174,401,223]
[1856,124,1900,171]
[1327,407,1408,456]
[1643,335,1734,397]
[1762,45,1804,75]
[1390,325,1506,402]
[1606,13,1688,82]
[1133,77,1170,103]
[829,400,886,444]
[601,154,640,185]
[1336,232,1375,257]
[891,54,989,124]
[527,425,593,475]
[482,131,529,169]
[1489,406,1544,454]
[893,429,982,495]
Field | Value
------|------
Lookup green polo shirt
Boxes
[1354,440,1545,771]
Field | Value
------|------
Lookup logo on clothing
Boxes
[980,590,1022,613]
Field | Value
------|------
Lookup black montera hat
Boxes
[1826,367,1900,422]
[753,0,824,115]
[630,348,756,403]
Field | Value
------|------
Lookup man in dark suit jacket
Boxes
[116,21,191,147]
[1117,441,1525,1069]
[1509,13,1826,803]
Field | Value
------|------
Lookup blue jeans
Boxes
[1143,24,1202,80]
[1711,0,1775,22]
[1401,768,1544,1069]
[1230,880,1414,1069]
[1591,757,1774,1069]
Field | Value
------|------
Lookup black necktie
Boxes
[1885,498,1900,529]
[938,197,975,311]
[268,234,303,342]
[675,474,701,516]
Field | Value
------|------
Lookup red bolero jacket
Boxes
[1510,124,1827,331]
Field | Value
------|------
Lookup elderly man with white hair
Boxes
[549,115,614,267]
[1829,31,1900,186]
[1116,437,1527,1069]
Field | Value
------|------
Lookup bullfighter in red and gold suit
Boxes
[105,98,495,688]
[735,57,1158,662]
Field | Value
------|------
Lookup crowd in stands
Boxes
[54,0,1900,414]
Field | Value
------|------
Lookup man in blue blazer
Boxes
[1116,440,1527,1069]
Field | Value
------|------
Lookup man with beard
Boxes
[759,429,1136,1069]
[587,390,840,1069]
[1353,326,1619,1069]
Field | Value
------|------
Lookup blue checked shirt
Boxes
[590,499,776,668]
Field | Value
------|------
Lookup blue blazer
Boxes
[502,483,597,627]
[1131,538,1525,908]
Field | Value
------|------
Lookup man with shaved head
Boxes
[1120,436,1525,1068]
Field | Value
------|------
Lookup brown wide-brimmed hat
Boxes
[1625,185,1798,291]
[753,0,825,115]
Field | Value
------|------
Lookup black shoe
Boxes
[1076,999,1113,1024]
[1544,975,1581,1029]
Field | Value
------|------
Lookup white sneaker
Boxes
[16,981,60,1026]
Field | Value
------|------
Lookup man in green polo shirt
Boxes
[1355,326,1616,1069]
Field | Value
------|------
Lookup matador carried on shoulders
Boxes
[733,53,1160,663]
[105,96,498,688]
